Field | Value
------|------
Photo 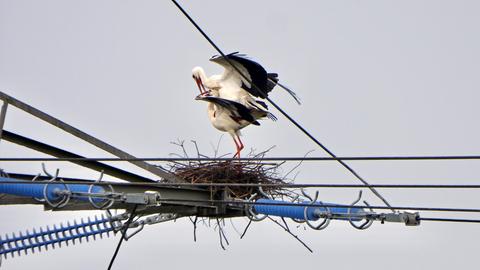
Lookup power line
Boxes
[170,0,392,210]
[107,205,138,270]
[2,155,480,162]
[418,217,480,223]
[158,198,480,214]
[2,180,480,189]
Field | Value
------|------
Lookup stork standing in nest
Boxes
[192,52,299,157]
[195,91,276,158]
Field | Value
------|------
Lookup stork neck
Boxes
[197,67,208,83]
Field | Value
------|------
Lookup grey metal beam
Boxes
[2,130,157,183]
[0,194,39,205]
[0,100,7,141]
[0,172,246,217]
[0,91,181,182]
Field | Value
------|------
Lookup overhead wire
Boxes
[164,2,480,225]
[2,180,480,189]
[2,155,480,162]
[162,3,480,225]
[1,1,478,226]
[107,205,138,270]
[2,180,479,223]
[156,198,480,214]
[170,0,391,211]
[418,217,480,223]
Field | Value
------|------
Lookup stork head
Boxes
[192,66,207,95]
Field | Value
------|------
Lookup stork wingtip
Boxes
[276,82,301,105]
[267,112,278,122]
[293,95,302,105]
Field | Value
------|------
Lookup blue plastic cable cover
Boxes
[253,198,364,221]
[0,177,105,202]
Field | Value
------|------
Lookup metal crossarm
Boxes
[0,174,244,217]
[1,130,156,183]
[0,91,181,182]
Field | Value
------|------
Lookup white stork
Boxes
[192,52,300,112]
[195,91,277,158]
[192,52,297,157]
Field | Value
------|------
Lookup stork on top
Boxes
[192,52,297,158]
[192,52,301,109]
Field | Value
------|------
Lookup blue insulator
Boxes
[0,176,105,202]
[0,215,113,258]
[253,199,364,221]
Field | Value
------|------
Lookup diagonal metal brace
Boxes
[0,91,181,182]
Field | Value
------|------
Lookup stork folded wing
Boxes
[197,96,258,124]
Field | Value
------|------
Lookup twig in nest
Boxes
[268,216,313,253]
[191,140,210,159]
[189,216,198,242]
[217,218,229,250]
[170,139,189,158]
[210,135,224,158]
[281,217,290,231]
[229,218,242,237]
[166,141,313,251]
[167,146,291,199]
[240,220,252,239]
[283,149,314,180]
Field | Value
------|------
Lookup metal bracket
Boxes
[122,213,177,240]
[122,192,161,205]
[0,100,7,141]
[379,212,420,226]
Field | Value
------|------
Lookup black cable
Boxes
[264,96,395,208]
[3,180,480,189]
[2,180,480,189]
[419,217,480,223]
[107,205,138,270]
[3,155,480,162]
[267,216,313,253]
[157,198,480,213]
[171,0,394,210]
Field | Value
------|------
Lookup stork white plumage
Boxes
[192,52,300,111]
[195,91,276,158]
[192,52,296,157]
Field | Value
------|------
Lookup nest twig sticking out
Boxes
[162,140,313,252]
[165,140,291,199]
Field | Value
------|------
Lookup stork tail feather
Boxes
[276,81,301,105]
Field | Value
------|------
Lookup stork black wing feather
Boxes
[211,52,300,104]
[199,96,256,123]
[228,53,273,98]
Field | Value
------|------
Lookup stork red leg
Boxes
[233,134,244,158]
[232,137,240,158]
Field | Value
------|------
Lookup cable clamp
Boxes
[378,212,420,226]
[121,192,161,205]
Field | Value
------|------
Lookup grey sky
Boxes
[1,0,480,269]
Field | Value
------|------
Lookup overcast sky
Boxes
[1,0,480,269]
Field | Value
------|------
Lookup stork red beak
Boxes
[194,76,207,95]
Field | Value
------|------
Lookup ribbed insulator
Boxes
[0,215,113,259]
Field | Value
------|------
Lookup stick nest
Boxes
[165,142,291,199]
